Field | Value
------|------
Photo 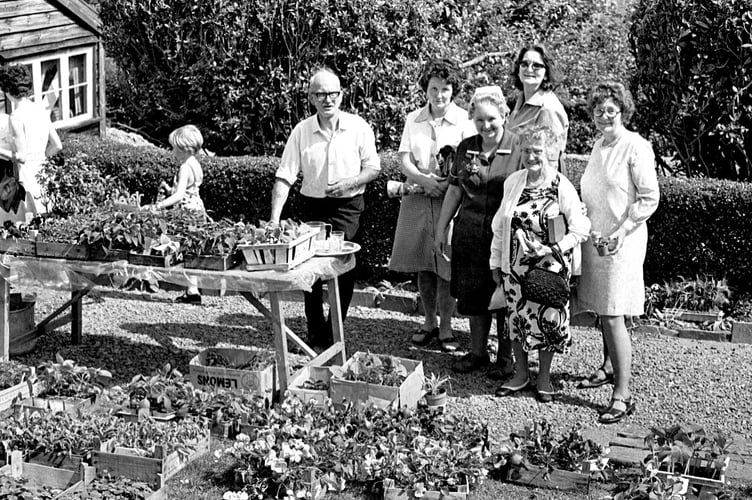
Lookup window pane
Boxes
[41,59,61,122]
[69,85,87,117]
[69,54,86,86]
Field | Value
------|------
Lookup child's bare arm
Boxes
[156,162,191,209]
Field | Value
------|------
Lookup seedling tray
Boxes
[36,241,90,260]
[128,251,182,267]
[184,252,241,271]
[0,237,36,256]
[382,478,469,499]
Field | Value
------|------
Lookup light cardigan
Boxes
[489,166,591,274]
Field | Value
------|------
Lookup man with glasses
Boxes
[270,68,380,348]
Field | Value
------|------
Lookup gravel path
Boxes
[13,286,752,485]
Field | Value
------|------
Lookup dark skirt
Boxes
[450,210,495,316]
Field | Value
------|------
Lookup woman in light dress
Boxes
[389,58,474,351]
[490,125,589,402]
[577,81,660,424]
[0,64,62,223]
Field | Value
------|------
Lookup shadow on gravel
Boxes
[119,320,275,349]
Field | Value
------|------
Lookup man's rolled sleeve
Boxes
[276,126,302,185]
[360,125,381,171]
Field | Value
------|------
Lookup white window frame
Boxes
[15,46,94,128]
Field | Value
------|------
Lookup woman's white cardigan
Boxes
[489,167,591,274]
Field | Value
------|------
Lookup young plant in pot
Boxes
[422,372,451,410]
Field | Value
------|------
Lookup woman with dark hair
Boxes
[434,86,520,373]
[506,44,568,169]
[0,64,62,222]
[577,81,659,423]
[489,43,570,382]
[389,58,474,352]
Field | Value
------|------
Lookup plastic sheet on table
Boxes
[1,254,356,295]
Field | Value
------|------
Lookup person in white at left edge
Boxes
[270,68,380,348]
[388,58,474,353]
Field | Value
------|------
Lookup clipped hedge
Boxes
[50,135,752,291]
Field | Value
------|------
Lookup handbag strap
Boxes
[550,246,568,279]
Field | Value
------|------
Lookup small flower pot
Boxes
[424,387,448,410]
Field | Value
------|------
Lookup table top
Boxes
[1,254,356,294]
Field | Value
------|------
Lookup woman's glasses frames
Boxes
[520,60,546,71]
[593,107,621,118]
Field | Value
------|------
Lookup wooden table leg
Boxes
[267,291,290,396]
[70,286,94,345]
[240,292,317,359]
[0,263,9,361]
[325,277,347,365]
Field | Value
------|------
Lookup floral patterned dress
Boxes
[503,176,573,353]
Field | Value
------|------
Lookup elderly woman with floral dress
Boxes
[434,86,520,374]
[490,125,590,402]
[389,58,474,352]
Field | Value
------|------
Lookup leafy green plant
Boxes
[422,372,451,396]
[237,220,313,245]
[37,354,113,399]
[108,419,207,460]
[65,475,157,499]
[644,424,731,480]
[0,361,33,391]
[0,473,64,499]
[630,0,752,180]
[115,363,196,416]
[330,352,408,387]
[203,349,275,371]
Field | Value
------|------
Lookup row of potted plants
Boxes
[0,204,314,270]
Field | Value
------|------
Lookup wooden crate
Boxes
[499,463,592,491]
[0,450,95,496]
[14,394,95,415]
[184,252,241,271]
[36,241,90,260]
[238,229,317,271]
[90,247,130,262]
[114,406,176,423]
[26,449,89,471]
[330,353,424,410]
[0,368,39,412]
[608,433,744,493]
[383,478,469,499]
[128,251,182,267]
[0,237,36,256]
[189,348,276,406]
[287,366,331,407]
[90,429,210,490]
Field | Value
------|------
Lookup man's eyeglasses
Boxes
[593,107,621,118]
[520,60,546,71]
[312,91,341,102]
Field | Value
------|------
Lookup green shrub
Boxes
[630,0,752,180]
[645,176,752,292]
[100,0,633,156]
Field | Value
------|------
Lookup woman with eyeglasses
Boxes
[490,44,570,382]
[577,81,660,424]
[389,58,474,352]
[506,45,568,172]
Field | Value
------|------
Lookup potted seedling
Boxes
[422,372,451,410]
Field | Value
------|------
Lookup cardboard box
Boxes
[287,366,331,407]
[189,348,276,405]
[329,352,423,410]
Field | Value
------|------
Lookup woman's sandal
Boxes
[598,396,636,424]
[494,377,531,398]
[439,334,459,352]
[577,368,614,389]
[412,327,439,346]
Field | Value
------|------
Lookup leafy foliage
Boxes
[330,352,409,387]
[630,0,752,179]
[37,353,113,399]
[65,475,157,500]
[0,360,33,391]
[100,0,633,156]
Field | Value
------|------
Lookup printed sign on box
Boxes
[189,348,276,404]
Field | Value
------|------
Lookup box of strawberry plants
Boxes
[329,351,424,410]
[35,215,93,260]
[237,219,318,271]
[64,474,166,500]
[189,347,277,405]
[287,366,332,407]
[0,450,96,498]
[176,215,243,271]
[12,355,111,416]
[0,360,39,412]
[90,419,210,490]
[0,220,37,256]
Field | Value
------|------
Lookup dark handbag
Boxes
[520,247,570,308]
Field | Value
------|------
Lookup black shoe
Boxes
[599,396,636,424]
[412,327,439,346]
[494,377,531,397]
[452,352,490,374]
[175,292,202,305]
